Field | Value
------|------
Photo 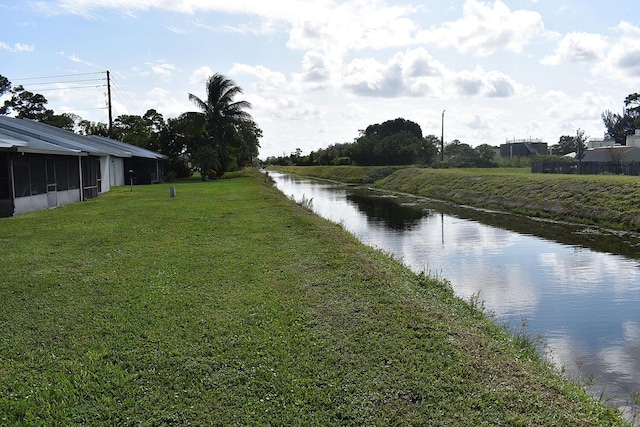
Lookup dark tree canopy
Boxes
[364,118,423,140]
[187,73,256,177]
[602,92,640,144]
[0,74,10,98]
[550,135,577,156]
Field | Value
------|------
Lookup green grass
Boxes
[272,165,404,183]
[0,170,627,425]
[273,165,640,231]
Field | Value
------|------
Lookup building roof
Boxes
[0,116,167,159]
[88,135,167,160]
[581,146,640,163]
[0,127,85,156]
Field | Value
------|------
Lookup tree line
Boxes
[268,92,640,168]
[0,73,260,180]
[266,117,502,168]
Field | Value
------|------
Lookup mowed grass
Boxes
[0,171,626,426]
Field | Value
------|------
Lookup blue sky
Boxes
[1,0,639,158]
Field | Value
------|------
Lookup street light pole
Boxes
[441,109,445,161]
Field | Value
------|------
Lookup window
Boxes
[68,158,80,190]
[29,155,47,195]
[0,153,10,199]
[56,157,69,191]
[13,156,30,197]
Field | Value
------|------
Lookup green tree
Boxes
[551,135,577,156]
[350,118,428,166]
[364,118,422,140]
[625,92,640,116]
[0,74,10,99]
[1,85,50,120]
[1,84,79,130]
[229,120,262,168]
[575,128,588,172]
[474,144,498,166]
[624,92,640,130]
[443,140,479,167]
[188,73,253,177]
[420,135,440,165]
[602,92,640,144]
[160,113,202,179]
[601,110,633,145]
[112,114,151,148]
[78,120,109,136]
[44,112,78,131]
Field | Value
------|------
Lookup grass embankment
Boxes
[0,170,626,425]
[273,165,405,184]
[274,165,640,231]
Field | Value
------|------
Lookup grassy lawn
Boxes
[0,170,626,425]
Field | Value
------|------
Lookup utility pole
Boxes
[441,109,445,161]
[106,70,113,138]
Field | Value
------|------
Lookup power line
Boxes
[7,71,144,124]
[57,107,108,113]
[110,74,142,116]
[11,71,105,81]
[18,78,107,87]
[24,84,107,92]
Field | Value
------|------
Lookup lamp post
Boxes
[440,109,445,161]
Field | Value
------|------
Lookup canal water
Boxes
[270,171,640,423]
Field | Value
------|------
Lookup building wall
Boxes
[13,189,81,215]
[100,156,110,193]
[626,130,640,148]
[500,142,548,158]
[109,157,125,186]
[588,138,616,149]
[8,152,89,216]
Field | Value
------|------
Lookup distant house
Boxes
[626,129,640,147]
[532,145,640,175]
[87,135,166,185]
[0,127,86,217]
[0,117,167,217]
[500,139,547,158]
[587,137,616,149]
[581,146,640,162]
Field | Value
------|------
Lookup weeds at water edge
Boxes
[290,193,313,210]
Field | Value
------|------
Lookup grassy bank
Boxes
[272,165,640,231]
[0,170,626,425]
[272,165,404,184]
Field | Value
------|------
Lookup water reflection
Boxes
[271,172,640,422]
[346,192,426,230]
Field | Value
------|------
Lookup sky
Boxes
[1,0,639,158]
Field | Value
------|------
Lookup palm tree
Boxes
[188,73,253,177]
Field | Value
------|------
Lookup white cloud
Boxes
[419,0,545,56]
[606,21,640,80]
[229,63,288,92]
[343,48,447,98]
[144,87,189,117]
[343,49,521,99]
[286,1,418,53]
[541,32,609,65]
[148,61,176,77]
[0,41,35,52]
[69,53,93,66]
[38,0,338,21]
[454,67,519,98]
[466,114,491,130]
[189,66,214,85]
